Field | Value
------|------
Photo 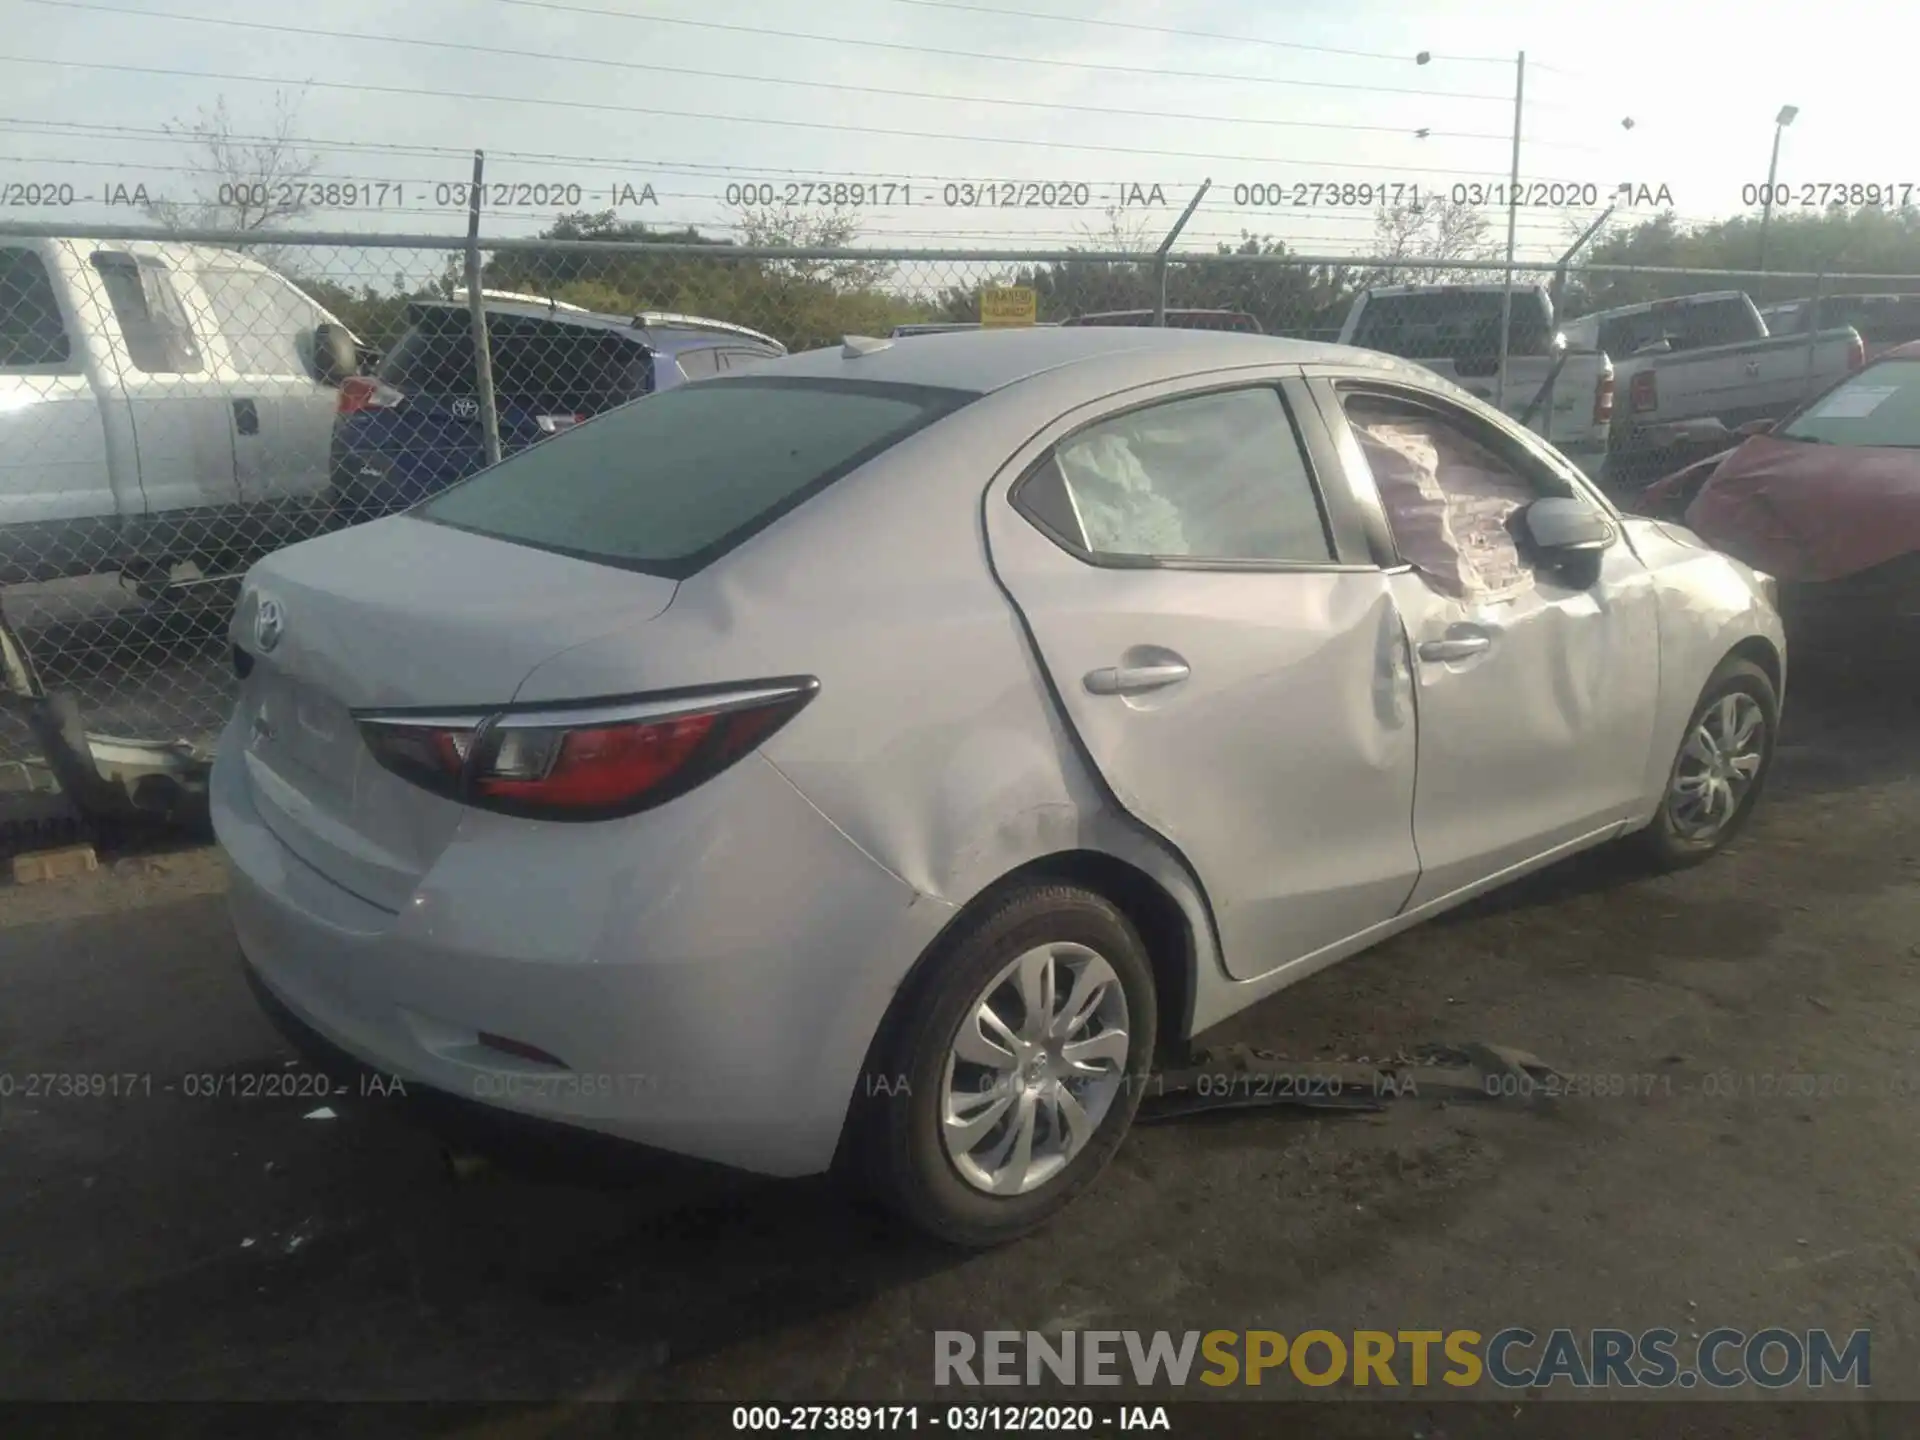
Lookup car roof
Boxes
[1578,290,1750,321]
[410,297,781,351]
[730,326,1433,396]
[1358,282,1546,297]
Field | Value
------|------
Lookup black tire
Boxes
[1632,656,1778,871]
[852,883,1157,1249]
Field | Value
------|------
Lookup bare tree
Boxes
[1075,204,1157,254]
[144,90,319,239]
[1366,196,1499,285]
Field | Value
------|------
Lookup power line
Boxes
[476,0,1515,101]
[885,0,1516,64]
[0,55,1548,175]
[19,0,1527,142]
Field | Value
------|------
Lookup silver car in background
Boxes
[212,328,1785,1247]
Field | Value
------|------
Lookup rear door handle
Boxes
[1084,661,1190,696]
[1417,634,1493,663]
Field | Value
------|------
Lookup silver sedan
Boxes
[212,327,1785,1247]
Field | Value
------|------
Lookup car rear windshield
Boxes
[1776,359,1920,448]
[1350,291,1553,362]
[416,377,979,578]
[379,310,654,412]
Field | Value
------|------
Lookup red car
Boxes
[1635,341,1920,629]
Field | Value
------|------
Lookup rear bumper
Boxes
[210,714,949,1177]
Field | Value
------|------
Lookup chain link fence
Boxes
[0,220,1909,816]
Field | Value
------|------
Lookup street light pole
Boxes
[1758,104,1798,272]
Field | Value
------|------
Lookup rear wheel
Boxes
[855,884,1156,1248]
[1633,657,1777,870]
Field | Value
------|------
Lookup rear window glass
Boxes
[1776,359,1920,448]
[417,377,978,578]
[380,310,653,412]
[1350,292,1553,362]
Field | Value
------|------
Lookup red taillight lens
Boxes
[357,681,818,821]
[337,376,405,415]
[1847,333,1866,371]
[1629,370,1658,414]
[1593,373,1615,425]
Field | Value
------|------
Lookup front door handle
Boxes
[1417,634,1493,663]
[1084,661,1190,696]
[233,398,260,435]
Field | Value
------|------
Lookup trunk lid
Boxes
[233,516,676,910]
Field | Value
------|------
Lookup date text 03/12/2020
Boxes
[729,1405,1173,1431]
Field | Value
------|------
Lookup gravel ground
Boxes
[2,640,1917,1432]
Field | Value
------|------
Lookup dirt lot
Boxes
[3,642,1918,1430]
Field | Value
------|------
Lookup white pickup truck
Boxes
[1337,283,1614,475]
[1561,290,1864,488]
[0,235,362,588]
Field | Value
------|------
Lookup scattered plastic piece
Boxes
[302,1106,337,1121]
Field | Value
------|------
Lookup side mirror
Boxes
[1524,495,1615,556]
[1734,417,1775,438]
[312,323,360,387]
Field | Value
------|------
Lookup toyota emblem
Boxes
[253,596,285,653]
[451,397,480,420]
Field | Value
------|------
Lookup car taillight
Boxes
[1593,373,1615,425]
[535,413,585,435]
[338,376,404,415]
[1629,370,1658,414]
[355,679,819,821]
[1847,333,1866,371]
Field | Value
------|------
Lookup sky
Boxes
[0,0,1902,265]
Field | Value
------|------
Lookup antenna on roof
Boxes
[842,335,893,358]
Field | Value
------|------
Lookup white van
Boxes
[0,237,360,587]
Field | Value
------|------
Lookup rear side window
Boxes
[0,247,71,367]
[380,311,653,411]
[1777,359,1920,448]
[1019,387,1334,564]
[91,254,203,374]
[674,346,721,380]
[418,378,977,578]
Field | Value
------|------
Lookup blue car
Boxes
[328,292,784,522]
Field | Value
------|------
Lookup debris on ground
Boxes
[10,842,98,886]
[301,1106,336,1122]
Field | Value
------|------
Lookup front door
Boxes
[88,250,238,568]
[1311,378,1660,908]
[985,378,1421,981]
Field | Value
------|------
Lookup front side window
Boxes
[1338,388,1562,601]
[418,377,975,577]
[203,267,320,375]
[1022,387,1334,564]
[1776,359,1920,449]
[0,247,71,368]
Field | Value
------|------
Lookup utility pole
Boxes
[1496,51,1525,412]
